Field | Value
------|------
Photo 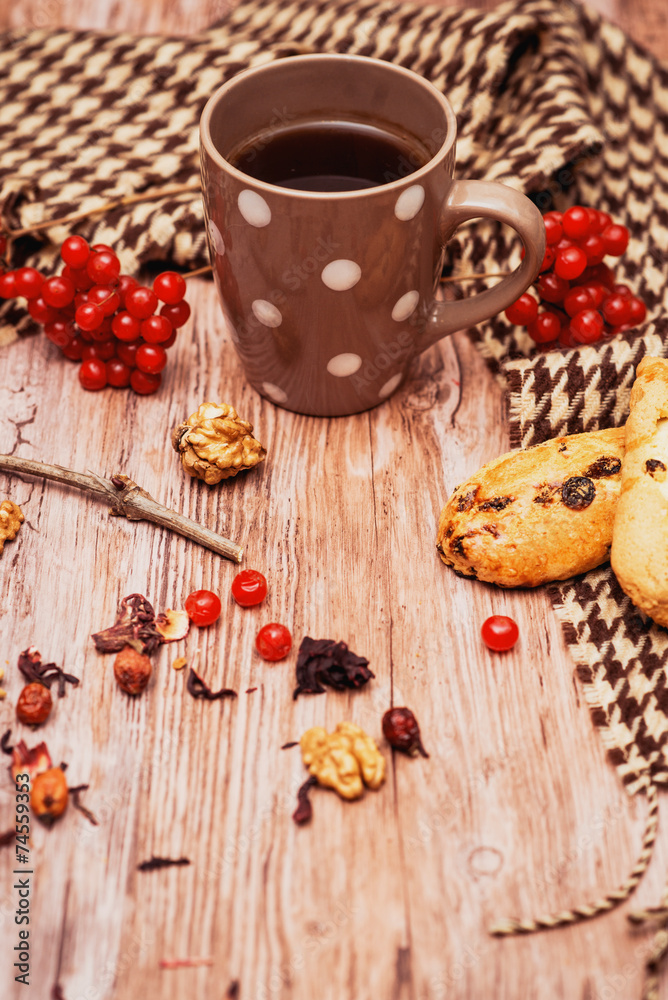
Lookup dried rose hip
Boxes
[382,707,429,757]
[113,646,152,696]
[31,766,68,824]
[16,682,53,725]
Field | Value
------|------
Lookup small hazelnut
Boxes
[31,767,68,824]
[16,682,53,726]
[113,645,152,696]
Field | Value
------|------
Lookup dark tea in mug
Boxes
[226,117,432,192]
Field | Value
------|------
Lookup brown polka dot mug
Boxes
[200,54,545,417]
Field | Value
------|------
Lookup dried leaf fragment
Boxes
[155,609,190,643]
[300,722,386,801]
[0,500,23,554]
[172,402,266,484]
[10,739,52,783]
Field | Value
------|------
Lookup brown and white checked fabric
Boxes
[2,0,668,802]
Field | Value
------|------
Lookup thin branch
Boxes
[6,182,202,239]
[0,455,243,564]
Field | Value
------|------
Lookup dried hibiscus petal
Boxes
[186,668,237,701]
[92,593,163,655]
[292,775,317,825]
[18,646,79,698]
[293,637,374,700]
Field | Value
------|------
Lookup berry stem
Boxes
[184,265,213,278]
[440,271,510,283]
[0,454,243,564]
[4,181,202,240]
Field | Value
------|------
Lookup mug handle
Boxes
[420,179,546,349]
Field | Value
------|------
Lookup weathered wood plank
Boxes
[2,2,668,1000]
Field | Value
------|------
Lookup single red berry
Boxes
[0,270,17,298]
[256,623,292,661]
[505,293,539,326]
[562,205,591,239]
[602,224,629,256]
[612,283,632,299]
[580,234,605,265]
[556,237,575,252]
[82,340,116,362]
[88,285,120,316]
[527,310,561,344]
[481,615,519,652]
[563,287,595,317]
[68,266,93,291]
[602,294,633,327]
[116,339,141,367]
[126,286,158,320]
[44,320,74,348]
[86,250,121,285]
[538,246,556,273]
[106,358,132,387]
[543,215,563,245]
[153,271,187,305]
[78,358,107,391]
[140,314,173,344]
[90,317,114,343]
[628,297,647,325]
[61,335,85,361]
[577,281,607,308]
[185,589,222,627]
[537,272,569,303]
[14,267,44,300]
[160,300,191,328]
[582,262,616,289]
[111,310,141,342]
[90,243,114,253]
[118,274,138,305]
[61,235,90,268]
[41,275,75,309]
[130,369,162,395]
[555,246,587,281]
[135,343,167,375]
[231,570,268,607]
[28,296,58,325]
[570,309,604,344]
[543,210,563,224]
[75,302,104,332]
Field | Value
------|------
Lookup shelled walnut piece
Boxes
[172,402,266,484]
[300,722,385,800]
[0,500,23,554]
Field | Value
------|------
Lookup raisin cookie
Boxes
[437,427,626,587]
[611,357,668,625]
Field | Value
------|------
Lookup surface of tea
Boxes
[227,119,430,191]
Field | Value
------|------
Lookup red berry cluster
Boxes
[505,206,646,348]
[0,236,191,394]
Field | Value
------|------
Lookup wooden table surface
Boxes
[1,2,667,999]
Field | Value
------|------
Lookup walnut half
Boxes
[171,402,267,485]
[300,722,386,800]
[0,500,24,555]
